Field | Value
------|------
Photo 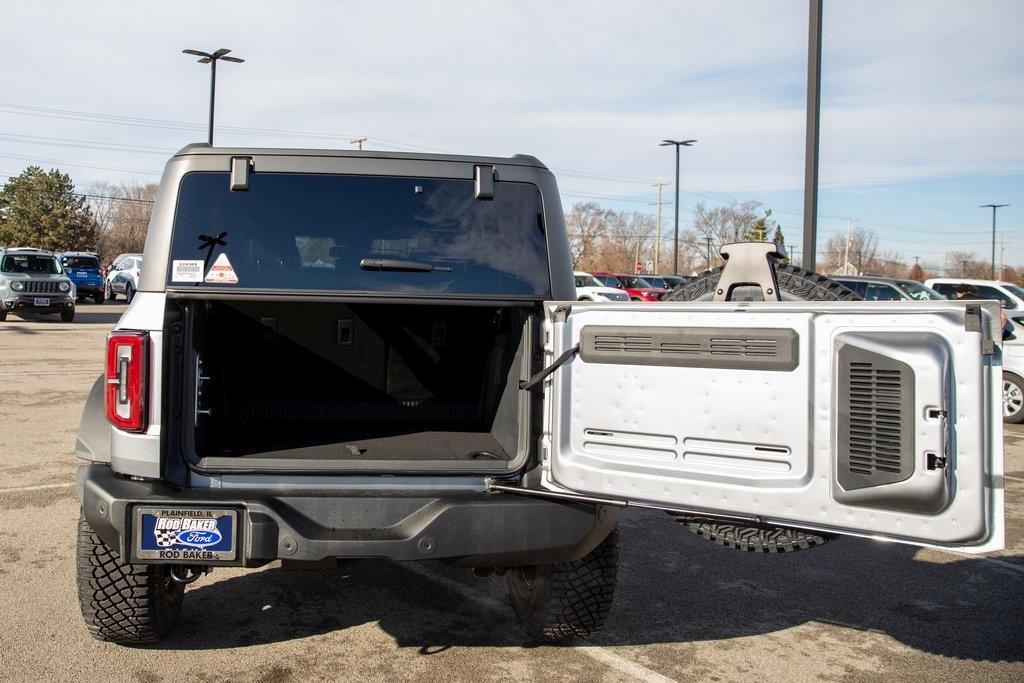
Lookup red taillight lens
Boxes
[105,331,148,432]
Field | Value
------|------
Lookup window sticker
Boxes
[204,253,238,284]
[171,259,205,283]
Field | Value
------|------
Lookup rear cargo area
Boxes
[178,300,534,472]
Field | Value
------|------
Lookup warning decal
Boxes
[204,253,238,284]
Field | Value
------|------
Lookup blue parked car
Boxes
[59,252,105,304]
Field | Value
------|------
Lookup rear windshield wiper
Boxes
[359,258,453,273]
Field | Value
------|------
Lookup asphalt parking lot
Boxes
[1,304,1022,682]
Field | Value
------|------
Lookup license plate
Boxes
[75,271,87,278]
[33,298,49,306]
[134,507,237,562]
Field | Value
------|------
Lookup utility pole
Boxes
[983,202,1007,278]
[660,139,697,275]
[842,218,853,274]
[705,236,713,272]
[350,137,367,151]
[649,182,671,273]
[787,245,795,265]
[999,231,1005,280]
[962,260,968,277]
[801,0,824,272]
[182,48,245,145]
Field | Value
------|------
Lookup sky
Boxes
[1,0,1021,272]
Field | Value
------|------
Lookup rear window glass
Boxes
[167,172,551,297]
[1,254,61,274]
[62,255,100,269]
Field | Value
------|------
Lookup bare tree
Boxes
[565,202,608,268]
[89,181,157,263]
[945,251,990,279]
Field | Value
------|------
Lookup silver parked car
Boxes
[0,247,76,322]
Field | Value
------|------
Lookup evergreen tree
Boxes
[0,166,97,251]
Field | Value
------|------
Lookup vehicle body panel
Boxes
[539,300,1003,553]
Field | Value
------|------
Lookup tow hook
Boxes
[169,565,212,584]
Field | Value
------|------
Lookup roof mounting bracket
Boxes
[230,156,252,191]
[474,165,495,200]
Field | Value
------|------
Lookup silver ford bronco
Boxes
[74,145,1004,645]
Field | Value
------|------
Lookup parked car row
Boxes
[575,271,695,302]
[0,247,144,322]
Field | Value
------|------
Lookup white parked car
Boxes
[924,278,1024,423]
[573,271,629,301]
[924,278,1024,310]
[105,253,143,303]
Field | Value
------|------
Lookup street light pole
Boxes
[183,48,246,145]
[980,203,1009,279]
[660,139,697,275]
[801,0,823,273]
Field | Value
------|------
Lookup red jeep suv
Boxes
[591,273,668,301]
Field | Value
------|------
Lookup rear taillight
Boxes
[105,331,148,432]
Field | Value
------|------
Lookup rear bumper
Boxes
[77,464,617,568]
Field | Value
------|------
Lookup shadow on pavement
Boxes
[150,510,1023,662]
[2,308,123,326]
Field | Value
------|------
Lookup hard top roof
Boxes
[172,143,548,169]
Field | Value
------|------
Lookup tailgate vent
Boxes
[580,326,798,371]
[837,346,915,490]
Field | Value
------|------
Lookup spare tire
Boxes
[664,263,860,303]
[664,259,857,552]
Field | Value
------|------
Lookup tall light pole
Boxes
[660,139,697,275]
[980,203,1009,279]
[801,0,824,272]
[182,48,245,145]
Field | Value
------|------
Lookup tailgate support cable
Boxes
[519,343,580,390]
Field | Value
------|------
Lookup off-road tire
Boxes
[0,310,6,321]
[507,529,618,642]
[676,516,836,553]
[664,263,860,302]
[76,514,184,645]
[61,308,75,323]
[665,259,853,552]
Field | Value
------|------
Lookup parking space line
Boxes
[0,482,74,493]
[1004,473,1024,482]
[402,563,677,683]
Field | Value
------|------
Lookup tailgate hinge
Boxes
[964,303,998,355]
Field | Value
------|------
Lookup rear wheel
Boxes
[507,529,618,642]
[93,292,104,305]
[105,282,115,301]
[1003,373,1024,424]
[665,261,855,551]
[76,515,184,644]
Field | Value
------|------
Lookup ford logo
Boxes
[174,528,223,548]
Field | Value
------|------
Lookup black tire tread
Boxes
[508,529,618,642]
[676,516,837,553]
[76,514,183,644]
[664,263,860,302]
